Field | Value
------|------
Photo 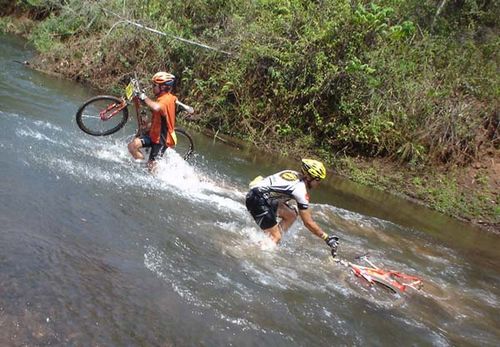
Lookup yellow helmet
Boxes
[301,159,326,180]
[249,175,264,188]
[152,71,175,85]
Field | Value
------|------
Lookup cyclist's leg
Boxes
[246,193,282,243]
[277,201,298,234]
[147,143,165,173]
[128,135,151,160]
[159,145,168,158]
[263,224,283,244]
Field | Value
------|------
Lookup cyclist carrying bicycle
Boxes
[246,159,340,254]
[127,71,194,172]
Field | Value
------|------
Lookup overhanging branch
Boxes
[103,9,233,56]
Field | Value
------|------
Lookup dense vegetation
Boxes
[1,0,498,228]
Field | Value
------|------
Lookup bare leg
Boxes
[262,224,282,244]
[262,203,298,244]
[128,138,144,160]
[277,202,298,234]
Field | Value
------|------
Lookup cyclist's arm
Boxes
[299,208,327,239]
[175,100,194,114]
[142,96,162,113]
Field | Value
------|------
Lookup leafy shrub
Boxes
[8,0,498,169]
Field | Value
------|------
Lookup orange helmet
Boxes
[151,71,175,86]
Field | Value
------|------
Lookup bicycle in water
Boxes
[75,74,194,160]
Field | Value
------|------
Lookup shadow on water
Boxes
[1,33,499,346]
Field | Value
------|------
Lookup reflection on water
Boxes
[1,33,499,346]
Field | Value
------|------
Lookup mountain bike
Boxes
[75,75,194,160]
[334,253,423,293]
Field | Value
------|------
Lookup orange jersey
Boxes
[149,92,177,147]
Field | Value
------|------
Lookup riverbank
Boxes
[1,10,498,233]
[338,155,498,232]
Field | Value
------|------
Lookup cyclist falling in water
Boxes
[128,71,194,173]
[246,159,339,254]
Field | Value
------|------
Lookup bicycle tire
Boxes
[174,127,194,160]
[76,95,129,136]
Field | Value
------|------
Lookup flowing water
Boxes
[0,33,499,346]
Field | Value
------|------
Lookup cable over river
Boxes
[1,33,499,346]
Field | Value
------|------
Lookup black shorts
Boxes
[140,135,166,162]
[245,189,279,230]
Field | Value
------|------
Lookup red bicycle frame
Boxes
[336,256,423,293]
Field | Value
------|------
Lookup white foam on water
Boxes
[33,119,63,132]
[45,156,153,191]
[215,221,266,240]
[215,272,254,302]
[214,214,343,293]
[10,118,247,233]
[472,288,500,308]
[144,245,199,303]
[93,143,131,163]
[0,110,21,119]
[392,314,451,347]
[149,150,248,213]
[16,128,66,146]
[30,132,249,219]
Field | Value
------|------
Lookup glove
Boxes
[138,92,147,101]
[324,235,340,257]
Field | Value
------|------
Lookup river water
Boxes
[0,33,499,346]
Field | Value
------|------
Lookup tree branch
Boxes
[431,0,449,30]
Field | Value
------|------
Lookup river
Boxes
[0,33,499,346]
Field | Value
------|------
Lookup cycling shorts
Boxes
[245,188,279,230]
[140,135,166,162]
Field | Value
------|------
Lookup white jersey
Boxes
[253,170,310,210]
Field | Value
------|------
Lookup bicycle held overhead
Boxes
[75,71,195,171]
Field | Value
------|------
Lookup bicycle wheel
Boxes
[173,127,194,160]
[76,95,129,136]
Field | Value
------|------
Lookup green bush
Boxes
[7,0,498,168]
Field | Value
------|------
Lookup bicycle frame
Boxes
[124,77,149,137]
[98,99,128,121]
[97,77,157,137]
[335,255,423,293]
